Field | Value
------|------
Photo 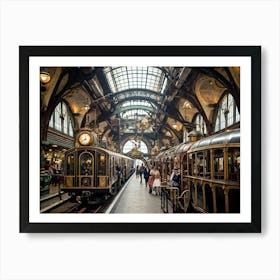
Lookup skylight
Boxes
[114,90,161,103]
[120,100,153,108]
[121,109,150,120]
[104,67,167,93]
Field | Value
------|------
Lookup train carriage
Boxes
[62,146,134,203]
[155,129,240,213]
[187,129,240,213]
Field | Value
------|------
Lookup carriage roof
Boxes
[155,142,193,159]
[64,146,133,161]
[154,129,240,159]
[190,129,240,151]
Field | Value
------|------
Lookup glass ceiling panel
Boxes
[116,91,161,102]
[121,109,150,120]
[104,67,167,93]
[120,100,153,108]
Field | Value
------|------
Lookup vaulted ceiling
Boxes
[40,66,240,152]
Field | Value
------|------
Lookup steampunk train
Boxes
[61,128,135,204]
[154,129,240,213]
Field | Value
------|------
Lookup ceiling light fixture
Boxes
[183,101,192,110]
[40,68,51,84]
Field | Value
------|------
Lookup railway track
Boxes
[41,198,81,213]
[41,194,115,213]
[40,181,127,213]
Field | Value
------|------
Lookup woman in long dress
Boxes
[148,167,156,194]
[152,168,161,195]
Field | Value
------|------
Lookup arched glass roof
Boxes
[120,100,153,108]
[103,67,167,93]
[113,90,161,102]
[121,109,150,120]
[103,67,167,125]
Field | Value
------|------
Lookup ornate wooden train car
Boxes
[155,129,240,213]
[61,127,134,204]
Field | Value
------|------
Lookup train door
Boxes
[78,151,94,187]
[65,152,75,187]
[96,151,107,187]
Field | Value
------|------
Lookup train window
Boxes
[111,157,115,177]
[167,158,171,178]
[182,154,188,175]
[214,149,224,179]
[66,153,74,175]
[97,152,106,176]
[197,152,204,176]
[79,152,93,176]
[205,150,210,177]
[228,148,240,181]
[188,153,195,176]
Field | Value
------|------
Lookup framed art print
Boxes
[19,46,261,233]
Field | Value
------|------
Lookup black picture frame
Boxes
[19,46,261,233]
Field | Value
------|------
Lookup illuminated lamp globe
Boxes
[40,71,51,84]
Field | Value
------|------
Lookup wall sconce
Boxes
[83,98,91,113]
[98,128,103,135]
[83,104,90,112]
[172,120,178,130]
[183,101,192,110]
[40,68,51,84]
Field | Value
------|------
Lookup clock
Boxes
[78,132,92,146]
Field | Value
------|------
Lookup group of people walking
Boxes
[136,164,161,195]
[136,163,181,196]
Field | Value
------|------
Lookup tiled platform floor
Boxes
[111,174,164,213]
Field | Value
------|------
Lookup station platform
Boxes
[40,183,63,200]
[108,174,164,214]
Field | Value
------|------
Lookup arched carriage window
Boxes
[215,93,240,132]
[193,113,207,135]
[49,101,74,137]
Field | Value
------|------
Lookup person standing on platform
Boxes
[139,163,144,183]
[152,168,161,195]
[136,165,140,177]
[44,160,51,171]
[171,168,181,193]
[143,166,150,187]
[116,164,123,188]
[148,166,156,194]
